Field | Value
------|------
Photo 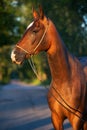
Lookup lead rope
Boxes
[28,56,85,122]
[28,56,42,81]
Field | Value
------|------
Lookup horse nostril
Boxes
[11,48,26,65]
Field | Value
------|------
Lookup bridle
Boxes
[15,20,86,123]
[15,20,49,81]
[16,22,49,55]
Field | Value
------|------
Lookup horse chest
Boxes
[47,80,83,114]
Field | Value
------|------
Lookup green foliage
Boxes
[0,0,87,84]
[43,0,87,56]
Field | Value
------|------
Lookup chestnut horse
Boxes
[11,6,87,130]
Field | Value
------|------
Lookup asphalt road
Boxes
[0,82,72,130]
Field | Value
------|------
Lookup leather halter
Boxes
[16,22,49,55]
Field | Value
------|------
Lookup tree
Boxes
[41,0,87,56]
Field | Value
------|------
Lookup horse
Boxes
[11,6,87,130]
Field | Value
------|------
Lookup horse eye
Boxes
[33,30,38,34]
[33,31,36,34]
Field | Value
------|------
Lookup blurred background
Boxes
[0,0,87,84]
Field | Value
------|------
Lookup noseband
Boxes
[16,22,49,55]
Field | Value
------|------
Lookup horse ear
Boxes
[39,5,44,20]
[32,6,39,20]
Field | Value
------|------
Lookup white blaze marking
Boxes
[27,21,34,30]
[11,50,16,62]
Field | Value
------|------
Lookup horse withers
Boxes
[11,6,87,130]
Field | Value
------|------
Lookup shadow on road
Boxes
[0,83,72,130]
[10,117,53,130]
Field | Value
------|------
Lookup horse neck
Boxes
[46,21,70,84]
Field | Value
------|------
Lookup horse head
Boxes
[11,6,49,64]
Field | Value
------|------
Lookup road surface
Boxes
[0,81,72,130]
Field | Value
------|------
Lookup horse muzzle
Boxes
[11,48,26,65]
